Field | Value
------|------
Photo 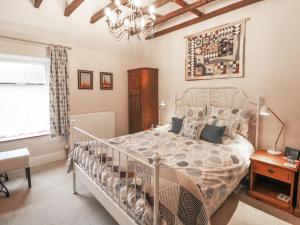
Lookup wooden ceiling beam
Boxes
[140,9,161,18]
[173,0,203,17]
[90,0,165,24]
[34,0,43,8]
[128,0,171,18]
[90,0,129,24]
[140,0,172,18]
[151,0,172,8]
[150,0,263,39]
[64,0,85,17]
[155,0,210,25]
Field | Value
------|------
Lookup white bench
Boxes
[0,148,31,197]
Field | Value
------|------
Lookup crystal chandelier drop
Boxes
[105,0,156,40]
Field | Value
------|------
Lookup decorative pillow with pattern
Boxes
[175,106,206,120]
[179,117,206,140]
[206,117,239,138]
[208,106,251,138]
[186,106,206,120]
[227,108,251,138]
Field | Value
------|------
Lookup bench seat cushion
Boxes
[0,148,30,172]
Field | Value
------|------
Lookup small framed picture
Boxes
[100,72,113,90]
[78,70,93,89]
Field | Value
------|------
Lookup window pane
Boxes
[0,57,49,139]
[0,61,46,84]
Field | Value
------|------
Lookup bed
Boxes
[68,86,261,225]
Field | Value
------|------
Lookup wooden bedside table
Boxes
[294,170,300,217]
[249,150,299,213]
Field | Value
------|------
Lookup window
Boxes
[0,54,50,141]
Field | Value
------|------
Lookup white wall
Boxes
[0,39,140,157]
[68,46,138,136]
[140,0,300,150]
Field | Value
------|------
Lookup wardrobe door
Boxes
[128,72,142,134]
[141,69,158,130]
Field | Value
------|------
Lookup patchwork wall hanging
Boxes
[185,19,246,80]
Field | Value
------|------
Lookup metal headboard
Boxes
[175,86,261,149]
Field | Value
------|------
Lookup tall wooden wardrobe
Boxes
[128,68,158,134]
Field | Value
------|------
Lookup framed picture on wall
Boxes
[100,72,113,90]
[78,70,93,89]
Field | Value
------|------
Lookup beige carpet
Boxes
[0,161,299,225]
[227,201,291,225]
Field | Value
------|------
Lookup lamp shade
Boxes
[159,100,166,107]
[260,105,270,116]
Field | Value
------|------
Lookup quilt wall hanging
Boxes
[185,19,246,80]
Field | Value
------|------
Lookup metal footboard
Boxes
[71,126,160,225]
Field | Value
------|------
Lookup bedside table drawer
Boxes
[253,162,292,183]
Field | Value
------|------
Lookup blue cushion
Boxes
[169,117,183,134]
[200,124,226,144]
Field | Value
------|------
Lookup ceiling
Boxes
[0,0,144,54]
[0,0,262,54]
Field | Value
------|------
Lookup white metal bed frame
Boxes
[71,86,261,225]
[72,127,161,225]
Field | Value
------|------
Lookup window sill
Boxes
[0,131,50,143]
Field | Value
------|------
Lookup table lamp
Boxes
[260,105,285,155]
[158,100,166,126]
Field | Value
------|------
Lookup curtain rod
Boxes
[0,35,73,50]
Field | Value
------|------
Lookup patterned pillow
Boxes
[206,117,239,138]
[209,106,229,119]
[179,117,206,140]
[175,106,206,120]
[227,108,251,138]
[208,106,251,138]
[186,106,206,120]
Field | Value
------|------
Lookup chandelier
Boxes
[105,0,156,40]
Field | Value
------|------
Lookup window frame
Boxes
[0,54,51,143]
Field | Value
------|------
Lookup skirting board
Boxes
[294,208,300,218]
[30,151,67,167]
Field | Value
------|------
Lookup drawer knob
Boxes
[268,169,274,174]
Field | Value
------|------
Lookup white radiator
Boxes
[70,111,115,140]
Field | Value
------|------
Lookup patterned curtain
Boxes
[49,46,70,137]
